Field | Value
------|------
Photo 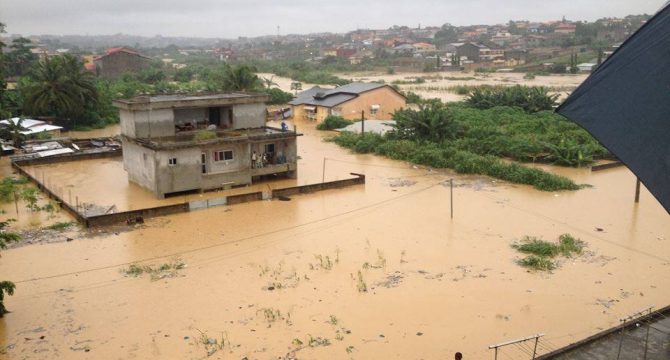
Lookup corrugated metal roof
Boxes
[288,82,386,108]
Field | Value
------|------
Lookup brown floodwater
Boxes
[63,125,121,139]
[0,117,669,359]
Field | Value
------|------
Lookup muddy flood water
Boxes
[1,117,669,360]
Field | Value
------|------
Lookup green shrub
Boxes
[512,233,585,271]
[517,255,556,271]
[194,130,217,141]
[512,236,559,257]
[46,221,75,231]
[329,132,579,191]
[466,85,559,113]
[316,115,353,130]
[263,88,294,105]
[557,233,584,257]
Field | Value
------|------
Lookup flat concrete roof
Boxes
[113,92,270,111]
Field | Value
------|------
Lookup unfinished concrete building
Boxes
[114,93,299,198]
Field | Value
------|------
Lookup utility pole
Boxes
[322,157,326,183]
[634,178,641,203]
[450,179,453,219]
[361,110,365,135]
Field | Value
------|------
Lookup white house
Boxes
[0,118,63,137]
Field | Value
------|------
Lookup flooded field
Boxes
[1,118,669,359]
[337,71,589,103]
[63,125,121,139]
[260,70,588,104]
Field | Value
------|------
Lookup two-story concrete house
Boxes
[114,93,299,198]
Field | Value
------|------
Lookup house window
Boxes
[168,158,177,166]
[213,150,234,162]
[370,104,380,116]
[264,143,275,154]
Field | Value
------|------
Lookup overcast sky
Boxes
[0,0,665,38]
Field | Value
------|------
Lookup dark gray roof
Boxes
[288,82,387,108]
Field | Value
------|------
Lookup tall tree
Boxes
[0,117,28,147]
[6,37,38,77]
[23,55,98,126]
[220,64,263,91]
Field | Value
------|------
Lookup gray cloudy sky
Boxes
[0,0,664,38]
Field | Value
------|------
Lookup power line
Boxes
[14,181,442,285]
[473,190,670,263]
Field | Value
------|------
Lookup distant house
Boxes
[412,42,437,52]
[289,83,406,122]
[0,117,63,137]
[555,23,577,34]
[392,43,416,55]
[456,43,484,62]
[93,47,152,79]
[577,63,597,72]
[456,43,503,63]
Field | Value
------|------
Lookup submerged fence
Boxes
[11,156,365,227]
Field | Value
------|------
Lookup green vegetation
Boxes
[45,221,75,231]
[331,132,579,191]
[122,259,186,281]
[328,98,603,191]
[391,77,426,85]
[262,87,294,105]
[466,85,559,113]
[22,55,99,128]
[20,187,39,211]
[512,234,585,271]
[0,220,20,317]
[316,115,353,130]
[0,176,28,202]
[194,130,217,141]
[517,255,556,271]
[356,270,368,292]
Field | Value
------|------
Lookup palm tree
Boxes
[221,64,263,92]
[0,117,28,147]
[23,55,97,126]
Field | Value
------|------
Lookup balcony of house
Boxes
[128,126,301,150]
[250,161,297,177]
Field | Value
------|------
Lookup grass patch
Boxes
[512,233,585,271]
[121,259,186,280]
[557,233,584,257]
[45,221,75,231]
[512,236,559,257]
[194,130,217,141]
[517,255,556,271]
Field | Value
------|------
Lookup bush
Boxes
[194,130,217,141]
[466,85,559,113]
[511,233,585,271]
[328,132,580,191]
[316,115,353,130]
[517,255,557,271]
[263,88,294,105]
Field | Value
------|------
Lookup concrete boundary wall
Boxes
[11,160,365,227]
[11,162,88,224]
[85,203,189,227]
[272,173,366,197]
